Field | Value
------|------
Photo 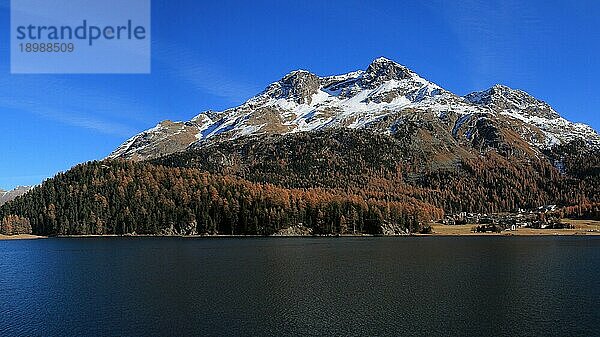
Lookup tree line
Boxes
[0,160,442,236]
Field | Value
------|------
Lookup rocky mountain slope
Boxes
[0,186,33,206]
[110,57,600,161]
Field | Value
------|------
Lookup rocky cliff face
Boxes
[109,57,600,161]
[265,70,321,104]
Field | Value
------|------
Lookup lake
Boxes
[1,237,599,336]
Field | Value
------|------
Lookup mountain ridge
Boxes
[109,57,600,161]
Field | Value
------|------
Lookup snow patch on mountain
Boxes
[465,85,600,148]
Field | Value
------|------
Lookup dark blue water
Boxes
[1,237,599,336]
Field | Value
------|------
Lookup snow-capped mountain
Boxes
[464,84,599,148]
[110,57,600,160]
[0,186,33,206]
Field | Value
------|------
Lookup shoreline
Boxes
[3,233,599,240]
[17,232,600,239]
[2,220,599,240]
[428,220,600,236]
[0,234,47,240]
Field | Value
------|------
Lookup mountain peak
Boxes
[362,57,412,87]
[280,69,319,83]
[260,69,321,104]
[475,84,530,99]
[465,84,560,120]
[370,56,397,64]
[491,83,511,91]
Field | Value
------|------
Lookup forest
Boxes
[156,129,599,214]
[0,160,442,236]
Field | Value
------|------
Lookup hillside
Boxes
[1,57,599,236]
[0,160,441,236]
[154,129,598,214]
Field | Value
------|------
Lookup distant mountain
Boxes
[110,57,600,161]
[0,186,33,206]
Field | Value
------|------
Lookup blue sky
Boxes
[1,0,599,190]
